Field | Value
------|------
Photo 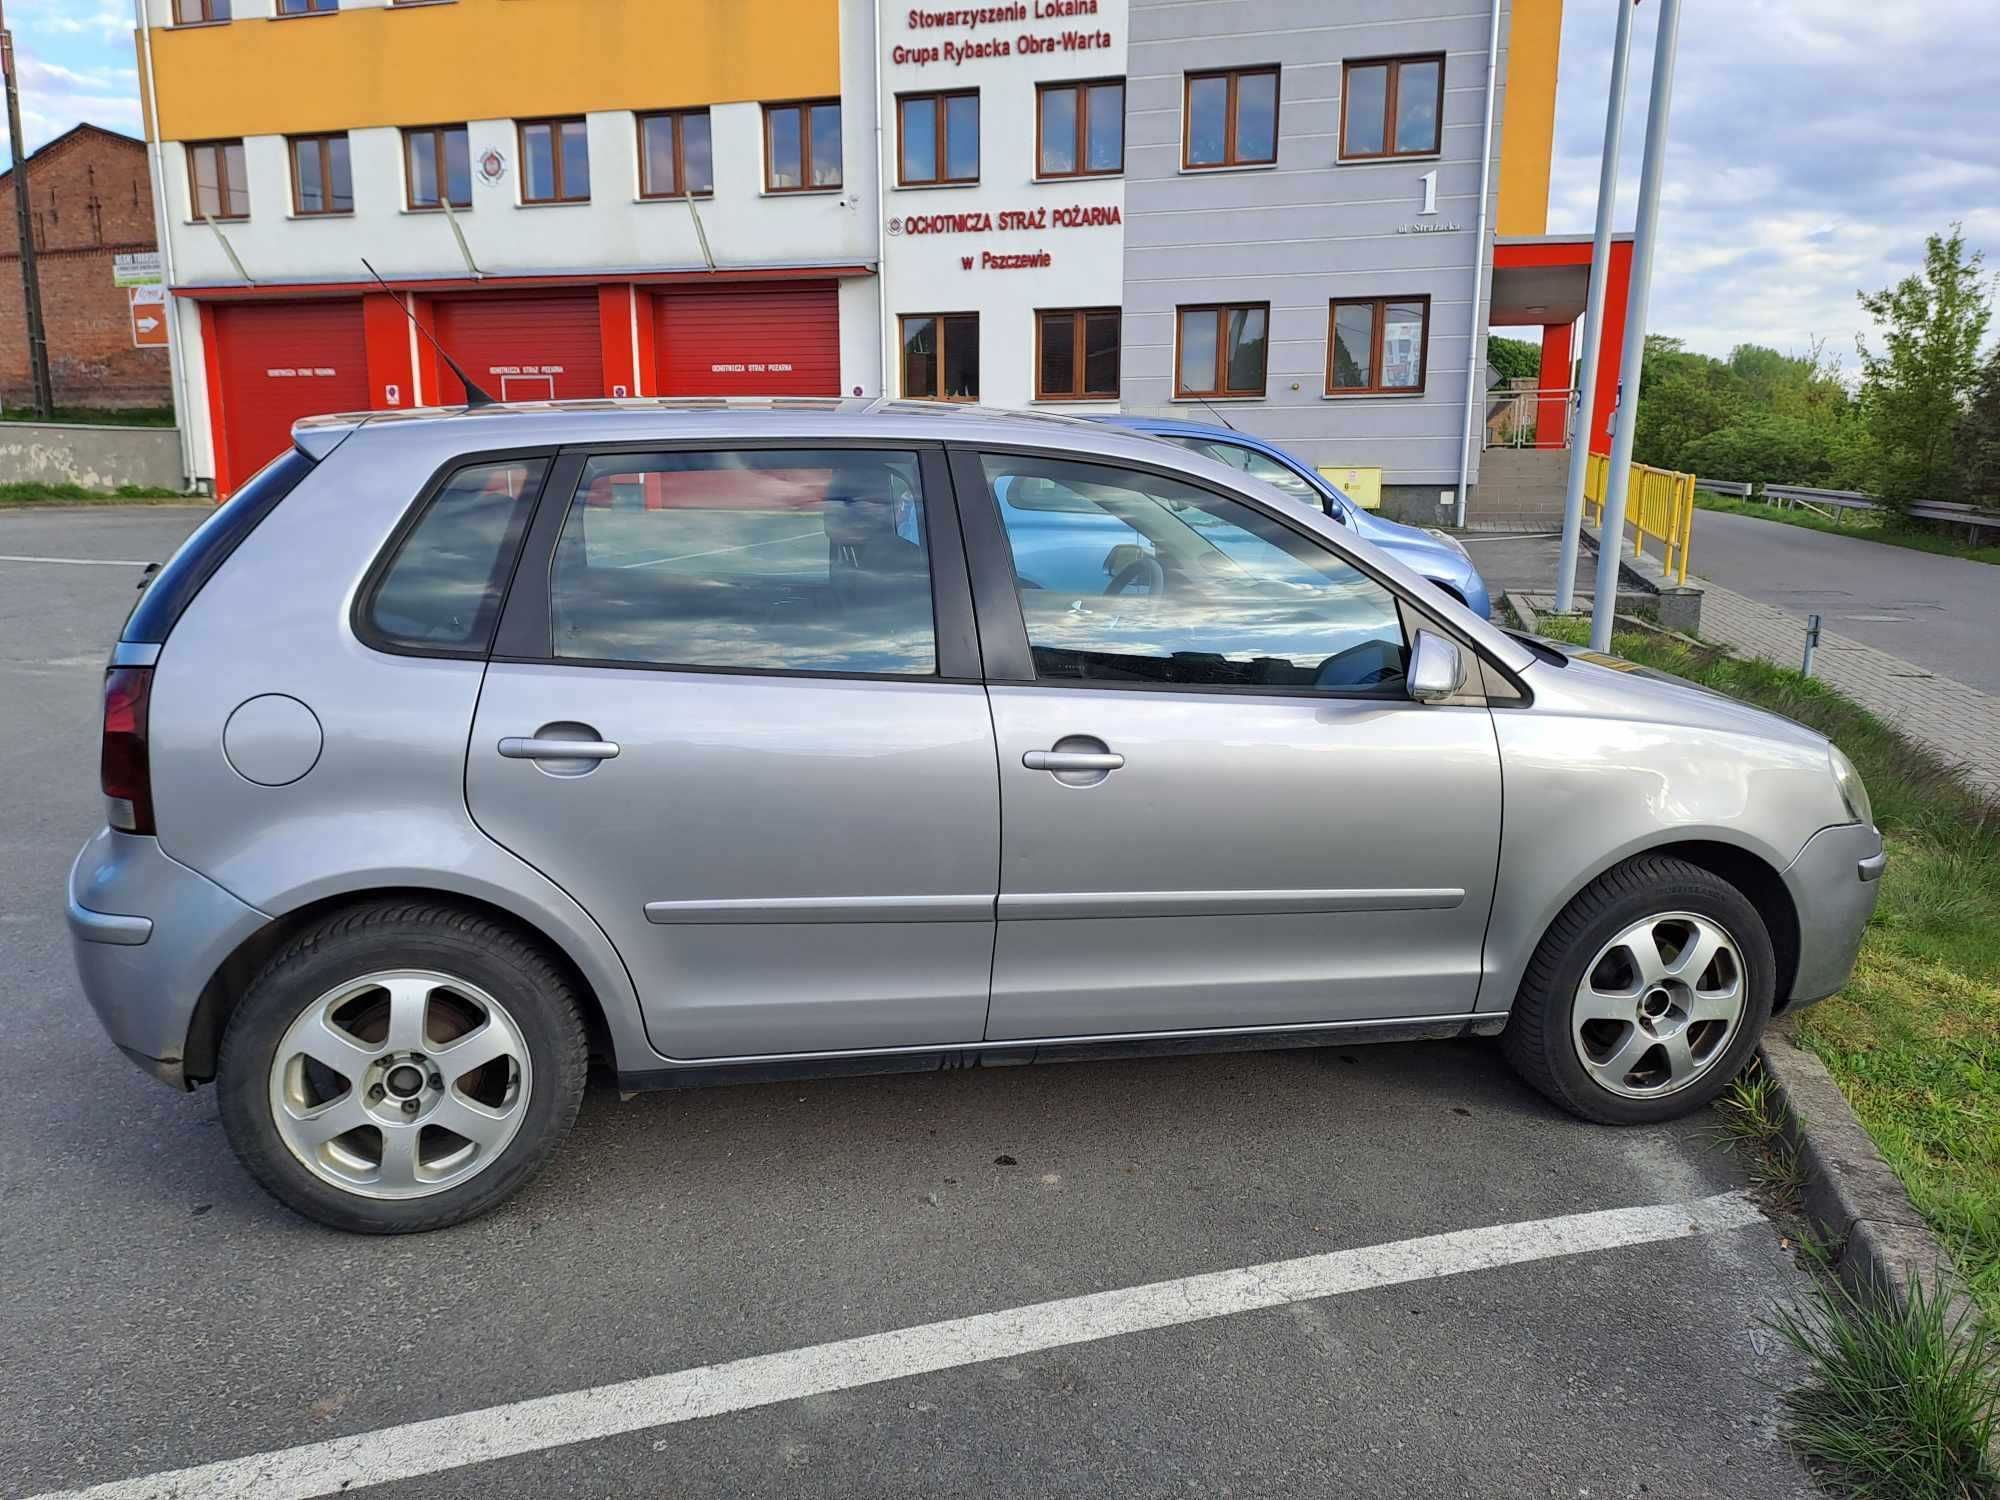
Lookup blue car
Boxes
[1097,417,1492,619]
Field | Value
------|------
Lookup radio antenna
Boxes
[359,259,497,408]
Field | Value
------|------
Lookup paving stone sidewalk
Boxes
[1695,580,2000,799]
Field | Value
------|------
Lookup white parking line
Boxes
[23,1191,1765,1500]
[0,554,152,567]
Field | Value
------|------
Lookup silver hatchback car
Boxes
[70,400,1883,1233]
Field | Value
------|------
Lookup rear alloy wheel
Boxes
[1503,856,1774,1124]
[219,902,587,1233]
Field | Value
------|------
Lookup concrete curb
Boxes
[1758,1025,1972,1321]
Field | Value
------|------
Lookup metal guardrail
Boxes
[1696,480,2000,537]
[1483,387,1577,450]
[1585,451,1695,584]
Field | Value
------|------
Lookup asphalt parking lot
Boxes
[2,505,1825,1499]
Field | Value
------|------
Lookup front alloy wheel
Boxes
[1570,913,1746,1098]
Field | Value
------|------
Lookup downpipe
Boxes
[1452,0,1504,529]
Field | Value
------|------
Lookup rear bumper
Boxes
[1780,821,1884,1008]
[68,828,270,1091]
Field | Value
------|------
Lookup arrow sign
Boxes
[129,287,170,348]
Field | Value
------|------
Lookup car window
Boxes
[366,457,547,652]
[548,449,936,676]
[1157,434,1322,508]
[980,454,1406,693]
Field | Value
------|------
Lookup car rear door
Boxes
[465,442,998,1062]
[954,446,1502,1042]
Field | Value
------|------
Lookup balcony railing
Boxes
[1484,385,1577,450]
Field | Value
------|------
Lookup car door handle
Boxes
[498,737,620,761]
[1023,750,1124,772]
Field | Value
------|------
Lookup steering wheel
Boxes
[1104,555,1166,597]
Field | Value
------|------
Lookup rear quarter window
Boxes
[360,457,549,655]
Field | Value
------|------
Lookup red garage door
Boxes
[210,299,369,496]
[432,293,605,403]
[655,282,840,396]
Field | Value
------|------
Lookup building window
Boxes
[275,0,336,12]
[1175,304,1268,398]
[1328,297,1430,394]
[1036,309,1120,400]
[521,118,590,203]
[1183,67,1278,169]
[290,134,353,215]
[1037,79,1123,178]
[898,90,979,186]
[638,110,713,198]
[187,139,248,220]
[404,125,470,210]
[901,314,978,402]
[765,100,842,191]
[173,0,230,20]
[1341,54,1444,159]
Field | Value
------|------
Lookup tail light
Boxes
[101,667,156,835]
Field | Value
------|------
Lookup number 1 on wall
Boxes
[1419,170,1438,217]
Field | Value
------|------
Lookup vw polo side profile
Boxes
[69,400,1883,1233]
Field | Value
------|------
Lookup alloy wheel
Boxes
[1570,912,1746,1099]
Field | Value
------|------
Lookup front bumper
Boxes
[1780,821,1885,1008]
[68,827,270,1091]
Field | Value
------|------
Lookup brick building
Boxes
[0,123,170,409]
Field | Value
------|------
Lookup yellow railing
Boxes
[1583,452,1695,584]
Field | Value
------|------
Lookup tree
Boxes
[1486,334,1543,385]
[1954,349,2000,509]
[1856,225,1993,505]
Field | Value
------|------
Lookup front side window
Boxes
[901,313,979,401]
[1036,308,1120,400]
[1341,54,1444,159]
[521,118,590,203]
[290,133,352,215]
[188,139,248,220]
[1037,79,1123,177]
[765,100,842,191]
[549,450,935,676]
[1176,303,1268,398]
[404,125,471,210]
[365,459,547,653]
[899,91,979,185]
[174,0,231,20]
[1162,437,1321,507]
[981,454,1406,692]
[639,110,714,198]
[1329,296,1430,394]
[1183,67,1278,169]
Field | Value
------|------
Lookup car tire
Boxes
[1501,855,1775,1125]
[217,900,588,1234]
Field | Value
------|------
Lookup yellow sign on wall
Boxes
[1319,465,1383,510]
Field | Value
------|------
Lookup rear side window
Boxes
[363,458,548,654]
[123,447,316,645]
[548,449,937,676]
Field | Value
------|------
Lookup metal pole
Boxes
[1552,0,1638,613]
[1450,0,1504,528]
[134,0,195,490]
[1800,613,1820,678]
[1589,0,1683,653]
[1,3,55,419]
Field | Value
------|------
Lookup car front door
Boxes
[955,448,1501,1042]
[466,443,998,1062]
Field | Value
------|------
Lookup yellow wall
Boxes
[1496,0,1563,237]
[147,0,840,143]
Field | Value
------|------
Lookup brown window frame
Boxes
[637,109,714,199]
[186,139,249,221]
[763,99,843,193]
[1174,302,1270,399]
[1326,296,1431,395]
[172,0,231,21]
[900,312,979,403]
[402,124,470,211]
[896,90,980,187]
[1181,66,1280,171]
[288,132,352,217]
[1035,308,1122,401]
[1036,77,1125,179]
[274,0,337,14]
[1339,53,1445,161]
[519,117,590,205]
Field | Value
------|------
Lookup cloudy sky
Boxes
[3,1,1993,368]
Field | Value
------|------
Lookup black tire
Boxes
[1501,855,1775,1125]
[217,900,588,1234]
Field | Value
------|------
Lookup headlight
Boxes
[1829,745,1872,827]
[1423,527,1470,560]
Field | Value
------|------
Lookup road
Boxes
[1686,508,2000,694]
[1,505,1821,1499]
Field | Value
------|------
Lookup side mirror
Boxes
[1407,630,1465,704]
